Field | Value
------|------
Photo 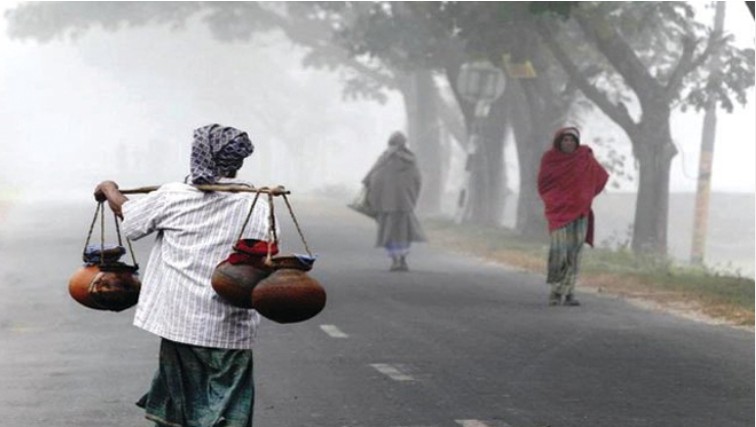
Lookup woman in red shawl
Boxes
[538,127,609,306]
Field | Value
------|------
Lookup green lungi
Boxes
[546,216,588,296]
[137,338,255,427]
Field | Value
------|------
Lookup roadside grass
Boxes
[423,218,754,327]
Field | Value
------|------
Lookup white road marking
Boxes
[455,420,513,427]
[369,363,415,381]
[319,324,349,338]
[320,325,349,338]
[456,421,490,427]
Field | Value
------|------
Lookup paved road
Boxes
[0,197,752,427]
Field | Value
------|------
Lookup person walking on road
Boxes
[94,123,273,426]
[362,131,426,272]
[537,126,609,306]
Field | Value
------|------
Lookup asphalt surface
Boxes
[0,197,752,427]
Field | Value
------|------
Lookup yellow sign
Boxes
[502,54,537,79]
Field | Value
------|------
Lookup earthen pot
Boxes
[252,257,326,323]
[68,265,141,312]
[211,260,272,309]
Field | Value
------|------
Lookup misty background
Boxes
[0,2,753,276]
[0,12,404,196]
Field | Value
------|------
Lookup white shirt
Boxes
[121,178,275,349]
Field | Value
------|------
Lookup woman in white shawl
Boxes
[363,131,426,271]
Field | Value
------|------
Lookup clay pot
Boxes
[68,265,141,312]
[211,260,272,309]
[252,268,326,324]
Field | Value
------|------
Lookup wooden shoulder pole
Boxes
[120,185,290,196]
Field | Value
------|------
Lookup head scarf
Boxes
[553,126,581,151]
[388,131,407,147]
[362,131,415,185]
[190,124,254,184]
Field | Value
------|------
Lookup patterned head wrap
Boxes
[190,124,254,184]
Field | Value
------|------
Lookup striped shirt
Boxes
[121,178,275,349]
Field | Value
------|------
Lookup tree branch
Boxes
[537,19,638,135]
[664,35,697,97]
[664,32,722,98]
[573,9,663,100]
[255,5,399,90]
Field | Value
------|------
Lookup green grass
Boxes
[424,218,755,326]
[629,268,754,310]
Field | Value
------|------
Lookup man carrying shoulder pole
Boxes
[95,124,272,427]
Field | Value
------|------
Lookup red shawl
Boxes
[227,239,279,265]
[537,139,609,246]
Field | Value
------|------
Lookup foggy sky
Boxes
[0,11,405,201]
[0,2,754,203]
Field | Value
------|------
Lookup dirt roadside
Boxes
[424,227,755,332]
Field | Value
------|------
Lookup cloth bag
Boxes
[347,186,376,219]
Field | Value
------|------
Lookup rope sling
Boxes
[82,201,139,270]
[233,186,314,266]
[69,202,141,312]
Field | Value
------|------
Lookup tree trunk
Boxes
[630,118,677,255]
[510,80,553,239]
[400,70,443,216]
[467,97,508,226]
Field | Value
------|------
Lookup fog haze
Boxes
[0,2,753,276]
[0,3,754,202]
[0,16,405,201]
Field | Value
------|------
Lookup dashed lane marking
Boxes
[320,324,349,338]
[369,363,415,381]
[455,420,513,427]
[456,421,490,427]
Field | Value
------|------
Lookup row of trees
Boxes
[6,1,753,256]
